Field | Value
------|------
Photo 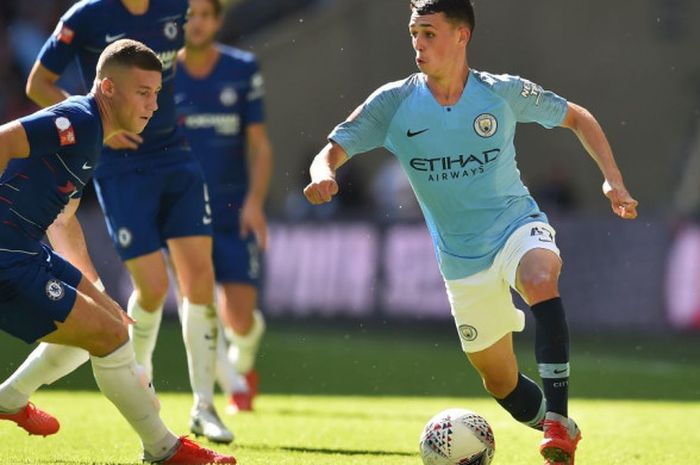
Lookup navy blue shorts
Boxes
[0,245,81,343]
[94,157,213,261]
[212,228,261,286]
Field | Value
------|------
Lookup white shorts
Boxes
[444,221,561,353]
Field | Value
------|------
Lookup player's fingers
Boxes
[329,180,339,195]
[256,224,268,250]
[121,311,136,326]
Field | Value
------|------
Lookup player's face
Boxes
[185,0,222,49]
[112,67,161,133]
[409,12,470,78]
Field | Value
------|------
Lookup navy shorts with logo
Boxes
[94,156,213,261]
[0,245,81,343]
[212,227,261,286]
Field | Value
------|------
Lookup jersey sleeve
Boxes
[18,103,95,158]
[38,2,92,75]
[489,73,568,128]
[18,110,66,157]
[328,82,405,157]
[244,60,265,125]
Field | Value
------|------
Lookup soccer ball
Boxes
[419,408,495,465]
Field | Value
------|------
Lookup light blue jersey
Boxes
[329,70,568,279]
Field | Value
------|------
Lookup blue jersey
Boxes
[0,95,103,256]
[37,0,189,176]
[329,70,568,280]
[175,45,265,229]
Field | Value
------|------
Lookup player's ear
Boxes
[99,77,115,97]
[459,25,471,46]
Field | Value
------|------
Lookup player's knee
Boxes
[518,266,559,300]
[88,316,129,356]
[134,277,169,308]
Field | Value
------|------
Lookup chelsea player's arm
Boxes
[47,197,103,288]
[0,121,30,174]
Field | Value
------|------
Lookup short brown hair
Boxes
[96,39,162,79]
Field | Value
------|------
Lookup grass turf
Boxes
[1,321,700,464]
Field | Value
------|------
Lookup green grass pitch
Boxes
[1,321,699,464]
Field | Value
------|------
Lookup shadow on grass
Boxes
[241,442,415,457]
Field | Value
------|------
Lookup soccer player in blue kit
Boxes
[0,39,235,464]
[16,0,232,443]
[175,0,272,413]
[304,1,638,464]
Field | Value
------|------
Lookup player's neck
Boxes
[93,92,119,141]
[180,44,220,79]
[425,63,470,106]
[121,0,149,15]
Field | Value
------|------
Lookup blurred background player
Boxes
[303,1,638,464]
[21,0,232,443]
[0,39,234,465]
[176,0,272,413]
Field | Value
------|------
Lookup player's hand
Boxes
[304,178,338,205]
[240,197,268,250]
[603,180,638,219]
[104,132,143,150]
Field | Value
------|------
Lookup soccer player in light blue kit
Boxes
[176,0,272,413]
[304,1,638,464]
[0,39,234,465]
[19,0,232,443]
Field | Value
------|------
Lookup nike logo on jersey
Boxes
[105,33,127,43]
[57,181,76,194]
[553,368,568,375]
[406,128,429,138]
[82,162,92,170]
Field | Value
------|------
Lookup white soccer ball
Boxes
[419,408,496,465]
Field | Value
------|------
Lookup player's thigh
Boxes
[159,159,213,241]
[41,292,127,356]
[495,221,561,293]
[446,269,525,355]
[93,171,164,261]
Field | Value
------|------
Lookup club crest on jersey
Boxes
[55,117,76,146]
[45,279,65,301]
[220,87,238,106]
[474,113,497,138]
[118,227,132,248]
[163,21,178,40]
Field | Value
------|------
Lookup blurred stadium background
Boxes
[1,0,699,378]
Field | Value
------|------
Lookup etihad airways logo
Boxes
[409,149,500,181]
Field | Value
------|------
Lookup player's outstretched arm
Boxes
[26,62,71,108]
[304,142,349,205]
[561,102,638,219]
